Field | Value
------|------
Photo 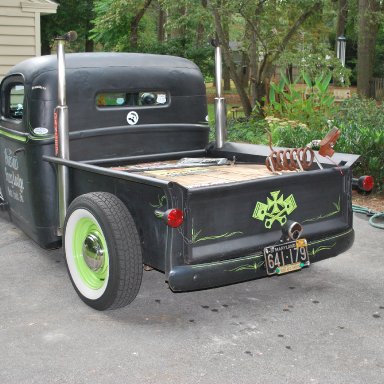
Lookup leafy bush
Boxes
[209,90,383,192]
[265,96,383,191]
[265,72,336,132]
[265,117,317,148]
[226,118,269,145]
[262,74,382,191]
[333,96,384,191]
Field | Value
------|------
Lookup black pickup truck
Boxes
[0,35,360,310]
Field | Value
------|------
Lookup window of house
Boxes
[96,91,168,108]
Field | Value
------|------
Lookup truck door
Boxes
[0,75,29,218]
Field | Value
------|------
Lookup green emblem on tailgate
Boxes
[252,190,297,229]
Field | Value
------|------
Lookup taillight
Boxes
[155,208,184,228]
[352,175,374,193]
[166,209,184,228]
[360,175,374,192]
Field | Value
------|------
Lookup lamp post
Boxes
[337,35,346,84]
[337,35,346,67]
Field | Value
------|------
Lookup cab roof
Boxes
[5,52,206,100]
[9,52,201,82]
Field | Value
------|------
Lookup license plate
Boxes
[263,238,309,275]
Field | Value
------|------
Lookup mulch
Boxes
[352,191,384,212]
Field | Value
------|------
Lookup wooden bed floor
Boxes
[112,161,287,188]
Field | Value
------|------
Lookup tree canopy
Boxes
[41,0,384,114]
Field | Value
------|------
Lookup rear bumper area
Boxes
[168,229,354,292]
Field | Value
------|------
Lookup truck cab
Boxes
[0,53,209,248]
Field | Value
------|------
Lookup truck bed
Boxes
[111,160,291,189]
[41,152,353,292]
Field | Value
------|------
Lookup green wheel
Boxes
[64,192,142,310]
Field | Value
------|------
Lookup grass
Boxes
[205,81,240,95]
[207,103,246,124]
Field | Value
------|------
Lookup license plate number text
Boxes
[264,239,309,275]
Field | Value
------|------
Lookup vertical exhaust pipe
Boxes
[54,31,77,234]
[211,39,226,149]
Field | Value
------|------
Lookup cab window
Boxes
[7,84,24,119]
[1,75,25,125]
[96,91,168,108]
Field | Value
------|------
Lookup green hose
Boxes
[352,204,384,229]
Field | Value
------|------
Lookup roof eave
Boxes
[21,1,58,14]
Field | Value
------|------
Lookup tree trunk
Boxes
[223,20,231,91]
[41,40,51,55]
[250,54,274,112]
[248,33,258,106]
[335,0,348,44]
[240,52,249,88]
[247,13,272,112]
[242,1,322,109]
[85,1,94,52]
[223,68,231,91]
[170,5,186,40]
[196,0,208,45]
[158,6,166,43]
[286,64,293,83]
[130,0,152,50]
[85,39,94,52]
[211,0,321,114]
[212,7,252,116]
[357,0,379,97]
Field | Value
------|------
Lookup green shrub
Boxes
[226,118,269,145]
[265,117,318,148]
[333,96,384,191]
[265,72,337,132]
[210,92,383,192]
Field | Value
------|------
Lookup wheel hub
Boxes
[82,233,105,271]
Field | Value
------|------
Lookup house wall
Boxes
[0,0,57,80]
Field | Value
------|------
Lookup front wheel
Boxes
[64,192,143,310]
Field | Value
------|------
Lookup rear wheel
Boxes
[64,192,142,310]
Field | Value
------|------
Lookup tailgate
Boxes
[180,167,352,264]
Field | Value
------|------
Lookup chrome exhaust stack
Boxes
[211,39,226,149]
[54,31,77,234]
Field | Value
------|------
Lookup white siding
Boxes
[1,25,35,36]
[0,0,57,80]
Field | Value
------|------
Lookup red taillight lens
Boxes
[359,175,374,192]
[165,209,184,228]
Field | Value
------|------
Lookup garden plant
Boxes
[224,78,383,192]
